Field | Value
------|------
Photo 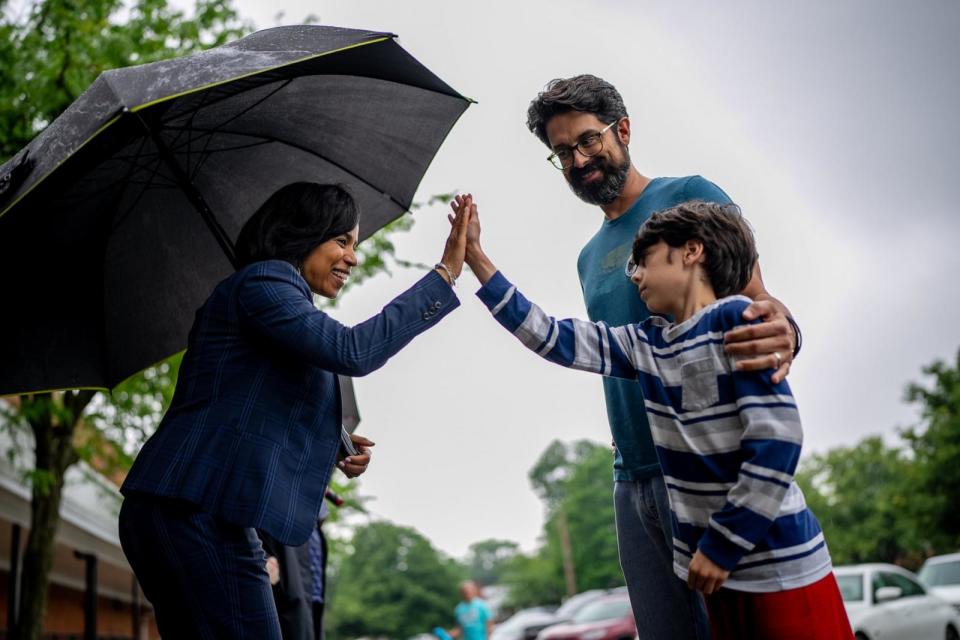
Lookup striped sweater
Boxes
[478,272,832,592]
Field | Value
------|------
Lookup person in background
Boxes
[450,581,493,640]
[261,473,366,640]
[302,498,332,640]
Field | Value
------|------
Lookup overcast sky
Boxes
[196,0,960,559]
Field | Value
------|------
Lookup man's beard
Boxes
[566,146,631,206]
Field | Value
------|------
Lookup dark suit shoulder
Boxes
[235,260,310,297]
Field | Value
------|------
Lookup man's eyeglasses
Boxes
[547,121,618,170]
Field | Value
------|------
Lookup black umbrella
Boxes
[0,25,471,396]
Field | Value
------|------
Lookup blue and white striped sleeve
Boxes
[697,361,805,570]
[476,271,648,380]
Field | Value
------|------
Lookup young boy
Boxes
[456,196,852,639]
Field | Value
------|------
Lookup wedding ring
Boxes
[773,352,782,367]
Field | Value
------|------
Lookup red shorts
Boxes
[704,573,854,640]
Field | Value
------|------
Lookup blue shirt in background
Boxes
[576,175,732,481]
[455,598,491,640]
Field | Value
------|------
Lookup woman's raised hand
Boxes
[436,193,473,284]
[451,193,481,250]
[449,193,496,284]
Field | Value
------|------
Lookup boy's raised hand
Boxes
[687,549,730,595]
[450,194,480,248]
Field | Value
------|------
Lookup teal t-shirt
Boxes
[576,175,732,481]
[454,598,491,640]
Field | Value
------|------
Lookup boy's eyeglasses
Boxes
[547,121,618,170]
[625,256,639,278]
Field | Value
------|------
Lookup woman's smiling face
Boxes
[301,225,360,298]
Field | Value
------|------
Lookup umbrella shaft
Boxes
[130,110,238,270]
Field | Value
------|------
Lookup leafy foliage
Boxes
[796,348,960,569]
[502,440,623,609]
[796,437,922,566]
[464,538,520,587]
[0,0,249,162]
[901,349,960,551]
[327,521,465,639]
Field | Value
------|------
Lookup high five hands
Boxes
[449,194,496,284]
[435,191,475,286]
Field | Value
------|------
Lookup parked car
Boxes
[520,589,617,640]
[834,563,960,640]
[492,607,559,640]
[920,553,960,613]
[537,593,634,640]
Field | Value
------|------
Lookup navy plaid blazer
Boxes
[122,260,459,545]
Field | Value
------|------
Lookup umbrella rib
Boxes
[160,77,293,130]
[185,80,294,181]
[129,111,238,269]
[111,155,171,233]
[72,154,179,203]
[157,79,294,182]
[159,124,410,212]
[64,136,176,209]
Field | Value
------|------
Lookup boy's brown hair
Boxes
[632,201,758,298]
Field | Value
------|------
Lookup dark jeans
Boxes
[614,476,710,640]
[119,493,282,639]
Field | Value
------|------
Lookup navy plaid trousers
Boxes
[120,493,282,639]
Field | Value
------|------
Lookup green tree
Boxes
[464,538,520,587]
[328,521,464,639]
[795,349,960,569]
[528,438,599,507]
[500,549,565,610]
[502,440,622,608]
[560,445,622,590]
[796,436,922,566]
[901,348,960,552]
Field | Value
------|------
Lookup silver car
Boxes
[835,563,960,640]
[920,553,960,614]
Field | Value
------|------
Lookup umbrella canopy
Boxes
[0,25,471,396]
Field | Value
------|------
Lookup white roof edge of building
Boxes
[0,427,128,568]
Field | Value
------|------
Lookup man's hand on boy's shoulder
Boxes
[724,299,797,384]
[687,549,730,595]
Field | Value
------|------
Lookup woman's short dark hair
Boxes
[632,201,758,299]
[234,182,360,269]
[526,74,628,148]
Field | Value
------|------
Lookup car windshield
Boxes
[572,598,630,623]
[555,592,602,619]
[919,560,960,587]
[496,611,546,633]
[837,574,864,602]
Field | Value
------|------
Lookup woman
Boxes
[119,182,470,638]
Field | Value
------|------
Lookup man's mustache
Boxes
[569,159,606,183]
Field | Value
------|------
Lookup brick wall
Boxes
[0,571,159,639]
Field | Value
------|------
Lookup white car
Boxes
[920,553,960,613]
[835,563,960,640]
